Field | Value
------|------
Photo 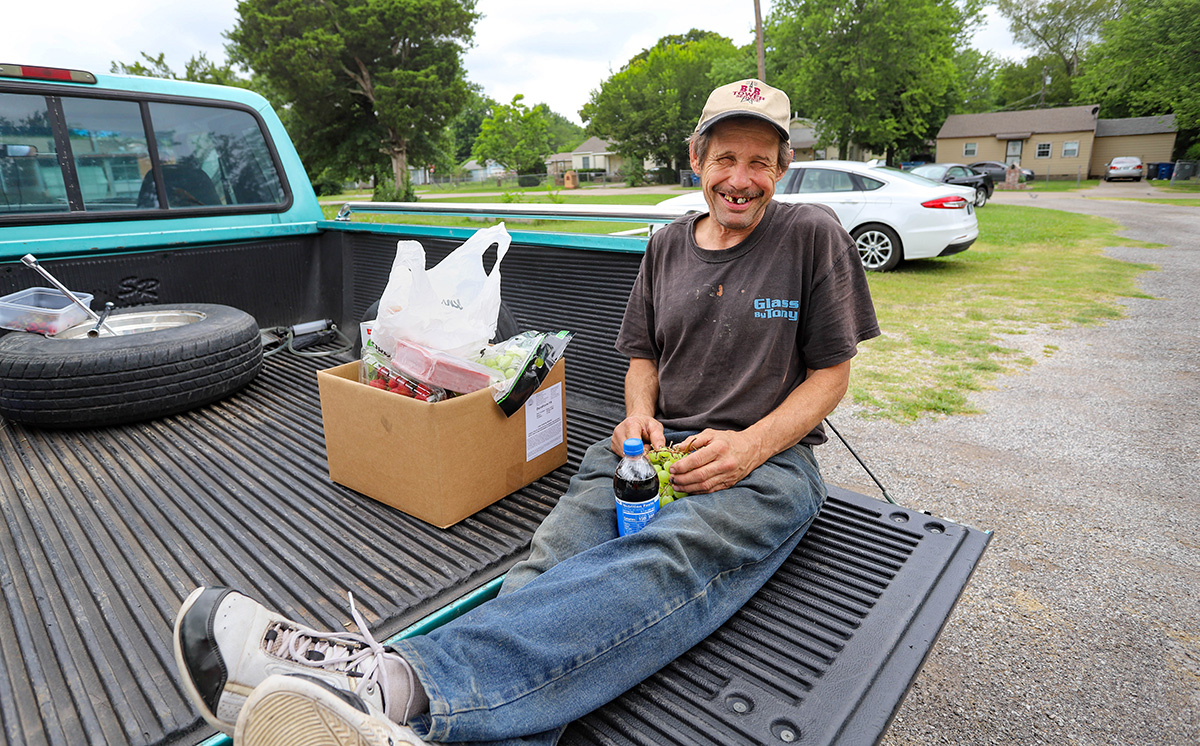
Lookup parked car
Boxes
[909,163,994,207]
[1104,156,1145,182]
[657,160,979,272]
[968,160,1035,183]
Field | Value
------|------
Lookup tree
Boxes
[448,83,496,164]
[472,95,552,174]
[111,52,249,88]
[996,0,1122,78]
[991,54,1076,110]
[226,0,479,186]
[767,0,980,162]
[542,110,587,154]
[581,31,743,174]
[1074,0,1200,130]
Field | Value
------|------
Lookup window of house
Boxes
[1062,141,1079,158]
[963,142,977,158]
[582,156,590,169]
[1036,142,1052,159]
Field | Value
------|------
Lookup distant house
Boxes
[460,159,505,182]
[546,151,574,177]
[788,120,826,162]
[787,118,878,162]
[936,107,1177,179]
[1090,115,1177,175]
[571,137,624,176]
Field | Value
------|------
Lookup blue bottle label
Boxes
[616,494,660,536]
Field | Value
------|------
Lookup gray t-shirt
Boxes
[616,200,880,446]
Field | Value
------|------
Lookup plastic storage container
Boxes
[0,287,94,334]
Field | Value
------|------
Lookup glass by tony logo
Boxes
[754,298,799,321]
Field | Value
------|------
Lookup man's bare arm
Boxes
[670,360,852,494]
[610,357,666,453]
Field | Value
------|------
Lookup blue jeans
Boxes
[392,431,826,745]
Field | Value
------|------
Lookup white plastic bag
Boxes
[372,223,510,358]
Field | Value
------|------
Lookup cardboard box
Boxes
[317,358,568,527]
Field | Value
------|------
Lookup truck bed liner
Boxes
[0,349,987,746]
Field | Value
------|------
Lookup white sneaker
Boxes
[236,674,428,746]
[173,587,407,735]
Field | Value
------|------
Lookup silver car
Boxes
[1104,157,1145,182]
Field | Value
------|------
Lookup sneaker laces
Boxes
[261,593,415,722]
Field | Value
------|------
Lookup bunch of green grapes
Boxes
[647,446,689,505]
[477,351,522,381]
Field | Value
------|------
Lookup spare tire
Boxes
[0,303,262,428]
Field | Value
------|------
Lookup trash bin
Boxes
[1158,162,1174,180]
[1173,161,1194,180]
[563,170,579,189]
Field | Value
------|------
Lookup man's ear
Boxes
[688,141,701,173]
[778,148,794,182]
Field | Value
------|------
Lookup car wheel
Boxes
[852,224,902,272]
[0,303,262,428]
[974,187,988,207]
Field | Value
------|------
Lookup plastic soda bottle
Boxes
[614,438,660,536]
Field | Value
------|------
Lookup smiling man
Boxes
[172,79,879,746]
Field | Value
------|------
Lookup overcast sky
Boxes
[11,1,1029,125]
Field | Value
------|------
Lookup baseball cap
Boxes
[695,79,791,143]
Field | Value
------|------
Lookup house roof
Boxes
[547,152,574,162]
[1095,114,1177,137]
[573,136,612,154]
[938,105,1101,139]
[789,121,820,149]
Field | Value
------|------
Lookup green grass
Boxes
[847,204,1156,421]
[1022,178,1101,192]
[328,194,1161,423]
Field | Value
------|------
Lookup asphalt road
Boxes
[816,187,1199,745]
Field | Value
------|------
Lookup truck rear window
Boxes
[1,89,287,218]
[0,92,69,214]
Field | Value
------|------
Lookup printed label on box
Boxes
[525,382,564,461]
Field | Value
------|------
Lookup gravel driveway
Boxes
[817,190,1199,746]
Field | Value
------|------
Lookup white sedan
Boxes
[657,160,979,271]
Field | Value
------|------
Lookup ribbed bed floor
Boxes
[0,349,987,746]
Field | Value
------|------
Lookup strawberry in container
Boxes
[360,345,447,402]
[389,338,501,395]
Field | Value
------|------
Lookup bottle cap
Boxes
[622,438,645,457]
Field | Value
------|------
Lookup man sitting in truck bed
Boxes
[172,78,880,746]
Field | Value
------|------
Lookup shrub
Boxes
[517,174,542,187]
[311,171,345,197]
[372,175,418,203]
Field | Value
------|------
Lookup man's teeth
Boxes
[722,194,749,204]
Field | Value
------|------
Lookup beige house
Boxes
[1090,115,1177,176]
[546,151,574,177]
[571,137,624,176]
[937,106,1100,178]
[937,107,1177,179]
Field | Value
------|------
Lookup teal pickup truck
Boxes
[0,64,989,746]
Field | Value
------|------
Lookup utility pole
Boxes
[754,0,766,81]
[1038,66,1050,108]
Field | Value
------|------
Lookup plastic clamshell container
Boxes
[390,338,502,394]
[0,287,94,334]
